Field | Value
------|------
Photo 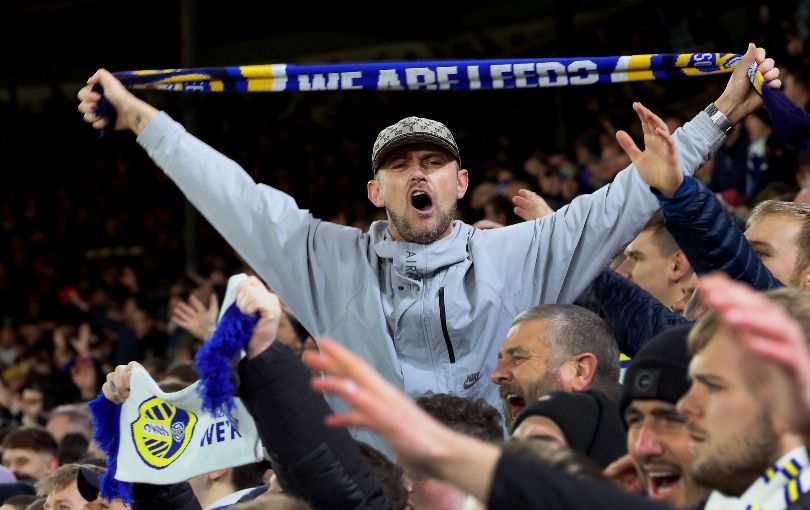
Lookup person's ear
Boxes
[669,250,692,282]
[800,267,810,290]
[456,168,469,199]
[570,353,598,392]
[46,455,59,474]
[368,178,384,207]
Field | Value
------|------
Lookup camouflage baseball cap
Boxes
[371,116,460,173]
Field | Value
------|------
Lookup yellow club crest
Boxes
[131,396,197,469]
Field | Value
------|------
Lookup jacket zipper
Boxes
[438,287,456,364]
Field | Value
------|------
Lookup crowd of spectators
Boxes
[0,1,807,508]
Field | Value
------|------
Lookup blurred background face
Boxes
[2,448,56,482]
[511,415,568,445]
[45,482,86,510]
[403,468,481,510]
[84,497,127,510]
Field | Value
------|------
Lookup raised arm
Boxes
[609,61,784,289]
[588,270,691,357]
[659,177,783,289]
[77,71,368,341]
[528,44,780,304]
[475,45,779,306]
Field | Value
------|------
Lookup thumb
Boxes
[736,43,756,77]
[615,130,642,161]
[87,68,104,85]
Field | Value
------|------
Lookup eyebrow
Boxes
[748,239,772,249]
[649,407,684,419]
[623,408,641,420]
[624,403,678,415]
[692,373,726,387]
[498,346,530,360]
[504,346,531,357]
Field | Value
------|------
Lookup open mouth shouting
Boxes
[504,393,527,421]
[644,466,683,501]
[410,189,435,216]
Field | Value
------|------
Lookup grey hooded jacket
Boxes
[137,111,724,449]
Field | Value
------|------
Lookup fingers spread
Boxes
[615,130,641,161]
[189,294,205,312]
[513,207,533,221]
[633,103,654,137]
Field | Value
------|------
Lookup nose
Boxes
[614,256,635,279]
[491,361,512,385]
[409,165,428,182]
[634,423,664,458]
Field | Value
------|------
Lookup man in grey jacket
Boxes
[76,46,779,444]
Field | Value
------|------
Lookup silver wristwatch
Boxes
[704,103,734,135]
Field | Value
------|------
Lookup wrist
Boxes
[247,339,275,359]
[712,96,741,125]
[126,100,158,136]
[657,173,685,198]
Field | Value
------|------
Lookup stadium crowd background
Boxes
[0,0,806,447]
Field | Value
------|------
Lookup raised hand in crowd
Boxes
[235,276,282,360]
[512,189,555,221]
[52,326,74,367]
[71,322,93,358]
[171,293,219,341]
[65,287,90,312]
[304,338,502,502]
[699,272,810,437]
[616,102,684,197]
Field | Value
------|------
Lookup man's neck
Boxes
[776,434,806,466]
[199,482,235,510]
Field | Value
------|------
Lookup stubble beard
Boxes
[387,201,457,244]
[690,408,781,497]
[501,369,564,426]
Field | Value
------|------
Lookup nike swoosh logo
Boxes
[462,373,481,390]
